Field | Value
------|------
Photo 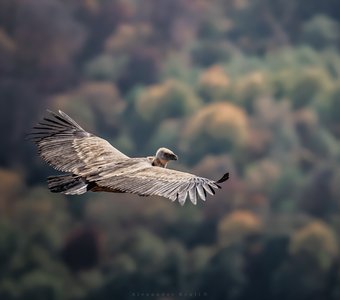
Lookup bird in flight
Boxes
[30,110,229,205]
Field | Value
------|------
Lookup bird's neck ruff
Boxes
[151,157,168,168]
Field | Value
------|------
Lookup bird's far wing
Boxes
[29,110,128,174]
[89,159,229,205]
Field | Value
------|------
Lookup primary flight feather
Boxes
[30,110,229,205]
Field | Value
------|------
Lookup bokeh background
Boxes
[1,0,340,299]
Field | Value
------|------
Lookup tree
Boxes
[301,15,340,50]
[181,102,249,163]
[218,211,262,248]
[135,79,201,123]
[290,221,338,271]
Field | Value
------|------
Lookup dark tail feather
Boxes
[47,174,88,195]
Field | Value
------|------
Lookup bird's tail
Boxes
[47,174,88,195]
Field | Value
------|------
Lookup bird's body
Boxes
[30,110,229,205]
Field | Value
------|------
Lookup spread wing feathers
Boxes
[87,159,229,205]
[29,110,128,174]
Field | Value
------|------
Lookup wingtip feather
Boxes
[215,172,229,184]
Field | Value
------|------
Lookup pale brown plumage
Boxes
[30,110,229,205]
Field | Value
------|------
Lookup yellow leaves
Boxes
[218,210,262,247]
[200,65,230,89]
[290,221,338,270]
[242,71,266,86]
[135,79,201,122]
[199,65,230,101]
[183,102,248,148]
[232,71,269,106]
[69,82,121,103]
[105,23,153,53]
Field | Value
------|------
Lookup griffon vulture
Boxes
[30,110,229,205]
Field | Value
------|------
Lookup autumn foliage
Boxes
[1,0,340,299]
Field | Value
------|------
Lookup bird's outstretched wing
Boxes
[87,158,229,205]
[29,110,128,173]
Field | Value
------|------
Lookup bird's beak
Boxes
[172,154,178,161]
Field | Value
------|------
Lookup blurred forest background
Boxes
[1,0,340,299]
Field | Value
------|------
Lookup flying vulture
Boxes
[30,110,229,205]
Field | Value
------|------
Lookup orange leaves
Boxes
[218,210,262,247]
[105,23,153,54]
[198,65,230,101]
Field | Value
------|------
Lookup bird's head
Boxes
[155,147,178,162]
